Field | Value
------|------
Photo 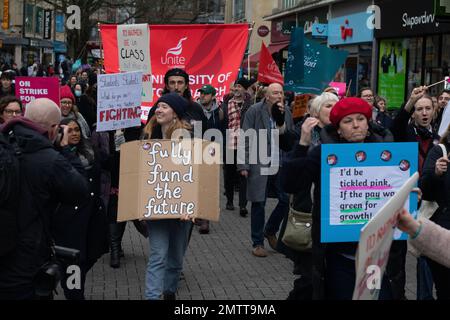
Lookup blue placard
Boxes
[320,142,418,243]
[312,23,328,38]
[328,12,373,46]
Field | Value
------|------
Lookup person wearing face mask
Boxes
[51,118,109,300]
[281,97,395,300]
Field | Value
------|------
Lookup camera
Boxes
[33,246,80,297]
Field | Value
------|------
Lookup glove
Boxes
[271,103,285,127]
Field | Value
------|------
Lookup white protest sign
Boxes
[330,166,410,226]
[117,24,152,104]
[97,71,143,132]
[352,172,419,300]
[438,101,450,137]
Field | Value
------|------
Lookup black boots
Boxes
[109,222,126,268]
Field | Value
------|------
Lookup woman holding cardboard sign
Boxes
[141,92,193,300]
[281,97,395,300]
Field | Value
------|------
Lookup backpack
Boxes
[0,130,21,257]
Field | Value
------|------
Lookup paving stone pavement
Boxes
[56,188,419,300]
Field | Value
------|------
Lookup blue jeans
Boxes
[250,173,289,247]
[145,219,192,300]
[417,256,434,300]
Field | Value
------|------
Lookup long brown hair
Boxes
[142,115,191,139]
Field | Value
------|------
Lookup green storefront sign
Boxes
[378,39,407,109]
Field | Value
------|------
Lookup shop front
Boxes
[327,7,374,96]
[375,0,450,108]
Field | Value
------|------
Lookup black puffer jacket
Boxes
[0,118,88,295]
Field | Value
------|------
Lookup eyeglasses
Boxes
[362,94,374,98]
[3,109,22,116]
[60,101,73,106]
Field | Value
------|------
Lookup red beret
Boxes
[329,97,372,127]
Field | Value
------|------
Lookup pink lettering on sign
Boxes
[15,76,60,108]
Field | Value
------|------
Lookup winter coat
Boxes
[419,141,450,229]
[410,218,450,268]
[281,123,393,299]
[77,94,97,130]
[390,106,440,174]
[51,145,109,264]
[197,99,223,132]
[237,100,295,202]
[0,84,15,98]
[0,118,88,294]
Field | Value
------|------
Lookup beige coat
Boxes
[411,218,450,268]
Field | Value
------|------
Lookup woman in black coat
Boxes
[419,123,450,299]
[281,98,395,300]
[51,118,109,300]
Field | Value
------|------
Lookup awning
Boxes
[244,42,289,67]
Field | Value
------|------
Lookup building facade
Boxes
[0,0,67,69]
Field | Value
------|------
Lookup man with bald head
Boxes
[237,83,295,257]
[0,98,88,300]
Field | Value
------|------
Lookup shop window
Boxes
[25,4,34,35]
[407,37,423,97]
[35,7,44,35]
[425,35,439,68]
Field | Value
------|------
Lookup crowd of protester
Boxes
[0,57,450,301]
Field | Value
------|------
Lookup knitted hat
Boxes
[329,97,372,127]
[60,85,75,104]
[157,93,189,119]
[164,68,189,85]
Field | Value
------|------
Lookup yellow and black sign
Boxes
[2,0,9,30]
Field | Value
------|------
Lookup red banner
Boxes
[100,24,248,114]
[257,42,283,85]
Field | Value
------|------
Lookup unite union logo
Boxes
[161,37,188,65]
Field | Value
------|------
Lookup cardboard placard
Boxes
[96,71,143,132]
[292,94,311,119]
[118,139,221,222]
[353,172,419,300]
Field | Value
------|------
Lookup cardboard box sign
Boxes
[118,139,221,222]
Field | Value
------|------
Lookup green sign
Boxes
[435,0,450,17]
[378,39,407,110]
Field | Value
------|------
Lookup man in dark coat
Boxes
[0,98,88,300]
[237,83,295,258]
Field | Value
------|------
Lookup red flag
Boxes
[257,42,283,85]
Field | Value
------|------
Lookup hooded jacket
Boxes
[0,117,88,295]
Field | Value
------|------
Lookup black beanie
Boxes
[164,68,189,85]
[157,93,189,119]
